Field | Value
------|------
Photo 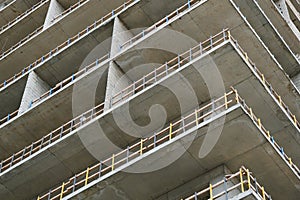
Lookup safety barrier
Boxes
[0,0,137,89]
[0,102,104,174]
[120,0,201,50]
[184,166,271,200]
[0,30,228,174]
[0,0,91,59]
[0,0,15,12]
[0,0,49,34]
[34,88,299,199]
[112,28,228,106]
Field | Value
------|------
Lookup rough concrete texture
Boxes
[18,71,50,114]
[43,0,64,30]
[104,17,134,110]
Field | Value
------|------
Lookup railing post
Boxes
[169,123,173,140]
[195,109,198,126]
[194,192,198,200]
[153,132,157,148]
[182,117,186,132]
[140,139,143,155]
[72,175,76,192]
[246,169,251,190]
[199,42,202,54]
[258,118,262,128]
[99,162,102,178]
[60,182,65,200]
[262,186,266,200]
[209,183,213,200]
[178,55,181,68]
[0,161,2,173]
[85,167,89,186]
[112,154,115,171]
[126,146,129,163]
[165,62,168,75]
[239,168,244,192]
[227,30,231,40]
[210,36,213,48]
[223,177,228,200]
[189,48,192,61]
[224,93,228,109]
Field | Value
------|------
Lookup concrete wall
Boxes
[18,71,50,114]
[104,17,134,110]
[43,0,64,30]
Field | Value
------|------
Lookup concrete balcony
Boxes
[0,33,299,199]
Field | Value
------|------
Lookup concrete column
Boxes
[292,72,300,91]
[104,17,134,110]
[18,71,50,114]
[43,0,64,30]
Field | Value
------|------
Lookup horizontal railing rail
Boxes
[0,0,137,89]
[112,28,228,106]
[228,32,300,134]
[120,0,201,50]
[184,166,271,200]
[35,88,299,200]
[0,102,105,174]
[0,0,49,34]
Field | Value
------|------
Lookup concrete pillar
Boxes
[104,17,134,110]
[18,71,50,114]
[292,72,300,91]
[43,0,64,30]
[275,0,300,40]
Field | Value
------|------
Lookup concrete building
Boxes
[0,0,299,199]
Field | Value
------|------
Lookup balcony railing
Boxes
[34,88,299,200]
[0,0,92,60]
[0,0,137,90]
[0,0,49,34]
[184,166,271,200]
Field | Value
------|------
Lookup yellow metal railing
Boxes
[36,88,300,200]
[184,166,271,200]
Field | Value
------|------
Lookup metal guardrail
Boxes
[35,89,299,200]
[111,28,228,106]
[0,0,90,59]
[184,166,271,200]
[120,0,200,50]
[0,0,137,90]
[0,0,49,34]
[0,29,228,175]
[1,29,300,175]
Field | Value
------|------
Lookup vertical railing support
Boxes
[60,182,65,200]
[85,167,89,186]
[239,168,244,192]
[209,183,213,200]
[169,123,173,140]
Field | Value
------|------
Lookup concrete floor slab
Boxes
[0,0,49,53]
[54,107,300,200]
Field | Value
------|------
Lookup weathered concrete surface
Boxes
[18,71,50,114]
[62,107,300,200]
[104,17,134,110]
[0,0,41,27]
[233,0,300,77]
[115,0,300,124]
[1,44,299,200]
[0,0,49,54]
[254,0,300,54]
[0,0,125,83]
[0,78,26,119]
[0,63,108,159]
[0,0,188,84]
[43,0,64,30]
[0,42,299,170]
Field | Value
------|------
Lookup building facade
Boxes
[0,0,299,199]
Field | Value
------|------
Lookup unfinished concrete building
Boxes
[0,0,299,199]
